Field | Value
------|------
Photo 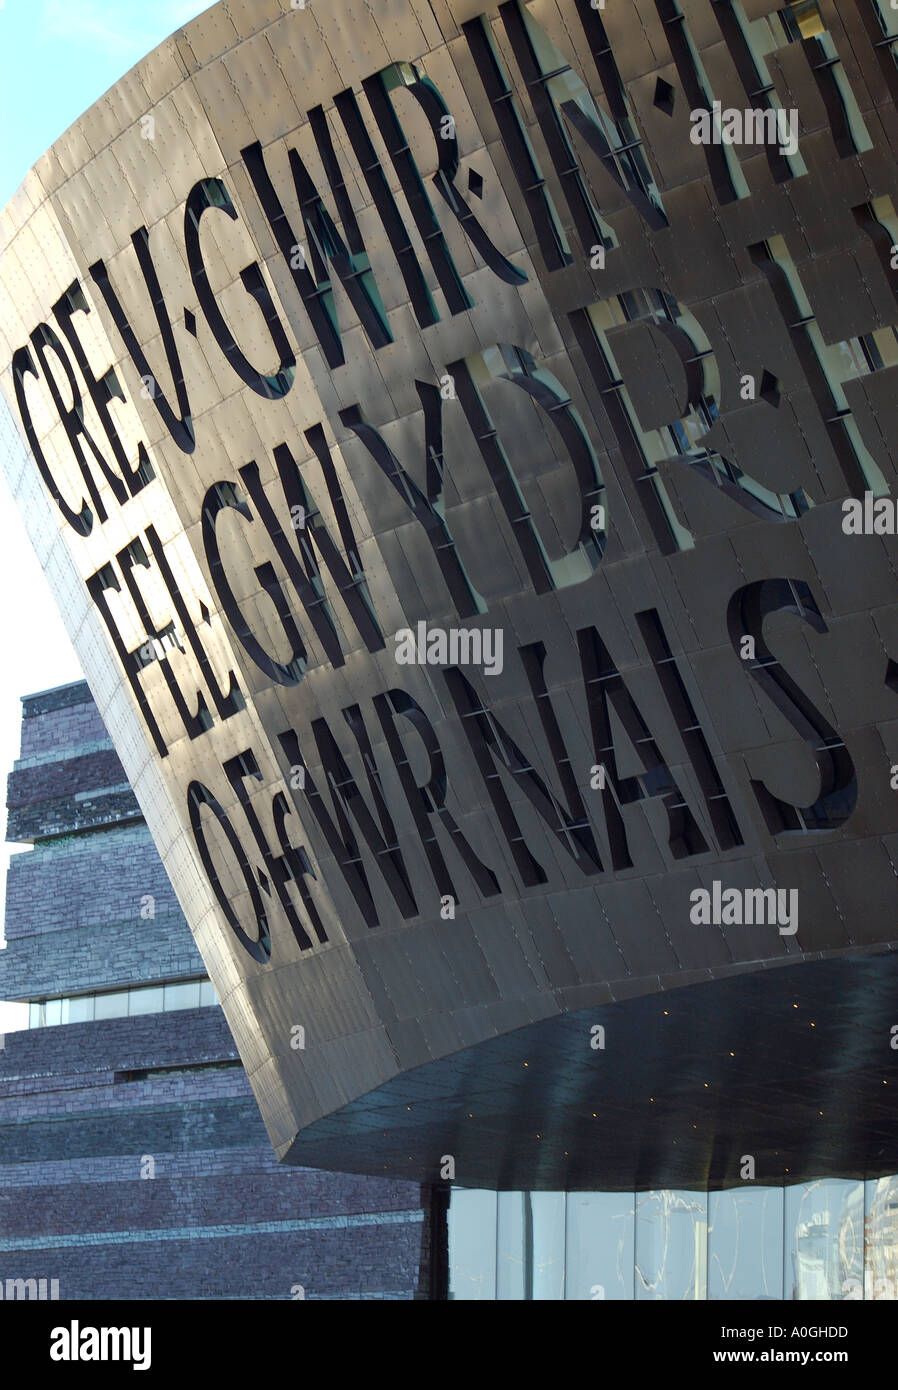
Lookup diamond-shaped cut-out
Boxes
[653,78,675,115]
[760,369,781,406]
[468,168,484,199]
[184,307,197,336]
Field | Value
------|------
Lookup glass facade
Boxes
[448,1180,898,1299]
[27,979,218,1028]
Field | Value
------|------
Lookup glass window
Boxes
[67,995,94,1024]
[865,1177,898,1299]
[785,1179,863,1300]
[94,991,129,1020]
[44,998,62,1026]
[28,1002,42,1028]
[636,1190,708,1299]
[128,986,164,1016]
[199,980,219,1007]
[163,981,202,1012]
[529,1193,566,1300]
[496,1192,527,1300]
[708,1188,784,1300]
[565,1192,635,1300]
[494,1192,567,1299]
[448,1190,498,1300]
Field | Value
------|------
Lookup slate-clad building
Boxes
[0,681,435,1300]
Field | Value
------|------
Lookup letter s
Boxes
[727,578,855,833]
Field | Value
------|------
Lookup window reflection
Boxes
[94,991,129,1020]
[635,1190,707,1300]
[163,981,201,1011]
[496,1192,526,1300]
[67,995,94,1023]
[129,986,163,1016]
[448,1179,898,1300]
[530,1193,565,1300]
[447,1190,497,1301]
[24,978,216,1026]
[708,1188,784,1300]
[565,1193,635,1300]
[784,1180,863,1300]
[865,1178,898,1299]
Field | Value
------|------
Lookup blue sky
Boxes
[0,0,211,206]
[0,0,211,1029]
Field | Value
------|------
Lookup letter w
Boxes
[238,425,384,668]
[279,711,417,927]
[242,116,392,369]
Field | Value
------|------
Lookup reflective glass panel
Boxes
[565,1192,635,1300]
[163,982,202,1011]
[496,1192,526,1300]
[129,986,163,1015]
[784,1179,863,1300]
[44,998,62,1026]
[448,1190,497,1300]
[199,980,218,1006]
[67,995,94,1023]
[530,1193,566,1300]
[864,1178,898,1300]
[635,1190,707,1299]
[708,1187,784,1300]
[94,991,129,1020]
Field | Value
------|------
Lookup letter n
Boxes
[443,664,604,888]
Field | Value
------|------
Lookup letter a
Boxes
[690,110,711,146]
[50,1329,70,1362]
[394,628,416,664]
[689,887,710,924]
[841,498,862,534]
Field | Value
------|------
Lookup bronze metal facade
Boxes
[2,0,898,1189]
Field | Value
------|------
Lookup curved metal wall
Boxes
[2,0,898,1189]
